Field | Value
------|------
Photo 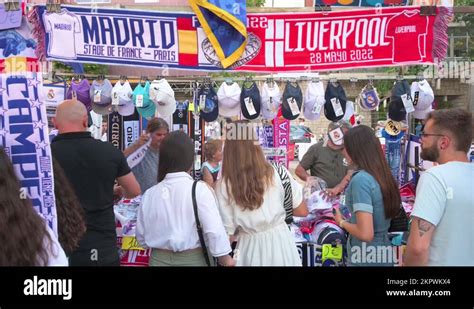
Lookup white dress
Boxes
[215,167,303,266]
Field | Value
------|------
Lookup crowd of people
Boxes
[0,98,472,266]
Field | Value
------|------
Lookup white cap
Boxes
[303,81,325,121]
[413,105,433,120]
[217,82,241,117]
[112,81,135,116]
[261,81,281,120]
[411,79,434,112]
[149,79,176,118]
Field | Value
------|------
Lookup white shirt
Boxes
[136,172,231,257]
[411,162,474,266]
[43,9,81,59]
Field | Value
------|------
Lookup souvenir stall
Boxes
[0,0,453,267]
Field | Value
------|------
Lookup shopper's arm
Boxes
[123,134,149,157]
[293,200,309,217]
[116,172,141,198]
[327,169,354,197]
[404,217,435,266]
[202,168,215,189]
[295,164,310,182]
[334,208,374,242]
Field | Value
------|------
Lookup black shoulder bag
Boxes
[192,180,212,267]
[388,206,409,233]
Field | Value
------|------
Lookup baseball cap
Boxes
[149,79,176,118]
[67,79,91,112]
[90,79,113,115]
[411,79,434,112]
[111,81,134,116]
[198,84,219,122]
[324,82,347,122]
[133,81,156,119]
[413,104,433,120]
[304,81,325,121]
[240,81,261,120]
[282,81,303,121]
[217,82,241,118]
[388,96,407,122]
[384,119,402,136]
[327,120,351,146]
[261,81,281,121]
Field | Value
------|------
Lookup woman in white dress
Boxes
[215,122,308,266]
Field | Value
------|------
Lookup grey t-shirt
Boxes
[299,141,348,188]
[132,148,159,193]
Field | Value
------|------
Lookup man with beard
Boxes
[405,108,473,266]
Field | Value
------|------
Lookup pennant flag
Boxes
[189,0,247,68]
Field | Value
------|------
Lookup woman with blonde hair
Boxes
[215,121,308,266]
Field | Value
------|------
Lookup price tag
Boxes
[93,90,102,103]
[322,244,343,262]
[135,94,144,107]
[331,97,344,117]
[121,236,145,251]
[312,101,323,114]
[112,91,120,105]
[199,95,206,111]
[287,97,300,116]
[244,97,257,116]
[401,94,415,113]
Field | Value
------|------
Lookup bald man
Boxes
[52,100,141,266]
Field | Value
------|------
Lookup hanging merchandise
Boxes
[108,112,123,150]
[324,81,347,122]
[411,79,434,120]
[358,83,380,111]
[149,79,176,118]
[197,82,219,123]
[260,80,281,121]
[111,80,134,117]
[66,78,91,111]
[29,6,450,73]
[303,80,325,121]
[389,79,414,121]
[0,17,36,60]
[382,120,405,183]
[240,80,261,120]
[188,0,247,69]
[133,81,155,120]
[217,81,241,118]
[0,72,58,235]
[173,100,189,133]
[0,1,22,30]
[90,78,113,115]
[42,81,66,127]
[281,81,302,121]
[343,100,355,123]
[273,114,290,168]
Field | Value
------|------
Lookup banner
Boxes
[273,117,289,168]
[0,72,57,235]
[189,0,247,68]
[314,0,408,7]
[29,5,450,72]
[108,111,123,150]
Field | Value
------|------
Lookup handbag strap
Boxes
[192,180,211,267]
[271,162,293,224]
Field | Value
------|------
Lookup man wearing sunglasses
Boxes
[405,108,473,266]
